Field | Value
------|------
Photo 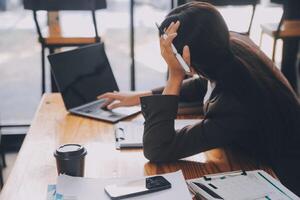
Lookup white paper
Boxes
[56,170,192,200]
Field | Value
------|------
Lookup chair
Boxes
[179,0,259,35]
[23,0,107,94]
[260,14,300,62]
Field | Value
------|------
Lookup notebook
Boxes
[186,170,299,200]
[114,119,201,149]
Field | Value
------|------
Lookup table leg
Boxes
[281,38,299,93]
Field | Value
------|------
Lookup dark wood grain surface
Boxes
[0,93,275,200]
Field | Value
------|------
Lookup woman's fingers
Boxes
[97,92,122,100]
[165,21,174,34]
[160,21,180,56]
[160,33,177,51]
[165,33,177,45]
[97,92,112,99]
[159,20,180,51]
[101,98,114,108]
[107,101,123,110]
[165,21,180,35]
[160,34,177,57]
[97,92,124,109]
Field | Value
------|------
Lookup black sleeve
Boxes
[140,94,249,162]
[151,77,207,103]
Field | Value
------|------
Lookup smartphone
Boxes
[104,176,171,200]
[155,22,191,73]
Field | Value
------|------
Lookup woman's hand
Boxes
[97,91,152,110]
[160,21,192,95]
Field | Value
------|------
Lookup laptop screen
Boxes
[48,43,119,110]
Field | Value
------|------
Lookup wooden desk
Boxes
[0,94,275,200]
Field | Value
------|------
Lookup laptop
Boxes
[48,43,140,123]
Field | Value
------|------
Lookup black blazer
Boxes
[141,79,252,162]
[140,34,300,195]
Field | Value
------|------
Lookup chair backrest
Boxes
[270,0,282,4]
[178,0,258,35]
[24,0,106,43]
[24,0,106,11]
[202,0,258,6]
[184,0,258,6]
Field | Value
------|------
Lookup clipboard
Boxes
[186,170,299,200]
[114,120,201,149]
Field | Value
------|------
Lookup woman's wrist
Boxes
[140,91,153,97]
[168,72,185,83]
[162,77,183,95]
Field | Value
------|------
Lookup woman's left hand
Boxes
[160,21,192,95]
[160,21,191,82]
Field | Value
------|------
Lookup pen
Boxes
[188,183,207,200]
[155,22,191,73]
[194,192,206,200]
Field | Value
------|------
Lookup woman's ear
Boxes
[182,45,191,66]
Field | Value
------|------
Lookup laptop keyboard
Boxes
[78,101,103,113]
[77,101,122,118]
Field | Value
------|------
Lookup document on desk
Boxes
[115,119,201,149]
[56,170,192,200]
[187,170,299,200]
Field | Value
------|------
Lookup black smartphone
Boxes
[104,176,172,199]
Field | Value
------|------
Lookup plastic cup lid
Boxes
[54,144,87,159]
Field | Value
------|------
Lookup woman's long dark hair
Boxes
[160,2,300,163]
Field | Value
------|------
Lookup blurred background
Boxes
[0,0,296,188]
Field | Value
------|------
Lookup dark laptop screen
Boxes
[48,43,119,110]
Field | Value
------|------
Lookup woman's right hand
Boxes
[97,91,152,110]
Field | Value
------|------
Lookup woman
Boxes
[99,2,300,194]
